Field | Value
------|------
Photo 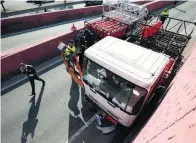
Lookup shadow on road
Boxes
[68,79,80,116]
[80,87,97,122]
[21,85,45,143]
[68,79,96,119]
[67,79,97,142]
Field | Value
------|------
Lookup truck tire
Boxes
[152,86,166,104]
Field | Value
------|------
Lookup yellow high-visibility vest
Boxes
[161,11,169,16]
[64,46,76,56]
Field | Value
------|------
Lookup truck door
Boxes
[57,41,84,88]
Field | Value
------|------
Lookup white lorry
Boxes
[82,36,171,127]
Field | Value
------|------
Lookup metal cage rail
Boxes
[102,0,148,25]
[126,15,196,58]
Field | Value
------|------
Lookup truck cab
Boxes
[82,36,170,127]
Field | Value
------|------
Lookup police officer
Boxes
[75,30,84,45]
[85,30,95,48]
[78,35,86,71]
[160,8,169,24]
[173,0,178,7]
[20,63,45,96]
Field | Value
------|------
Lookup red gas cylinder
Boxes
[147,26,153,37]
[105,27,113,36]
[105,115,118,126]
[165,58,175,72]
[163,58,175,78]
[151,21,163,34]
[142,26,150,39]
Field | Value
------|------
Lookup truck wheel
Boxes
[156,86,166,105]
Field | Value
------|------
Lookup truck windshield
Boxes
[83,58,147,115]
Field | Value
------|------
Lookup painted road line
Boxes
[64,114,97,143]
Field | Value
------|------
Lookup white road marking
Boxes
[64,114,97,143]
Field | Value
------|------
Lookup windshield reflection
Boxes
[83,58,147,115]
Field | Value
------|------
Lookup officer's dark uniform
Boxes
[75,29,95,70]
[84,29,94,47]
[173,1,178,7]
[21,64,45,95]
[78,36,86,71]
[86,33,95,47]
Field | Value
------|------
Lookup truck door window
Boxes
[83,59,124,99]
[99,70,124,99]
[112,85,146,114]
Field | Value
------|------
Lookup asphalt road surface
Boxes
[1,1,196,143]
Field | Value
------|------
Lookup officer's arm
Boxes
[20,68,26,74]
[28,65,37,74]
[68,47,75,53]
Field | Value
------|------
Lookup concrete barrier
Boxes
[1,0,174,81]
[1,0,150,35]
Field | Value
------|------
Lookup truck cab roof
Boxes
[84,36,170,88]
